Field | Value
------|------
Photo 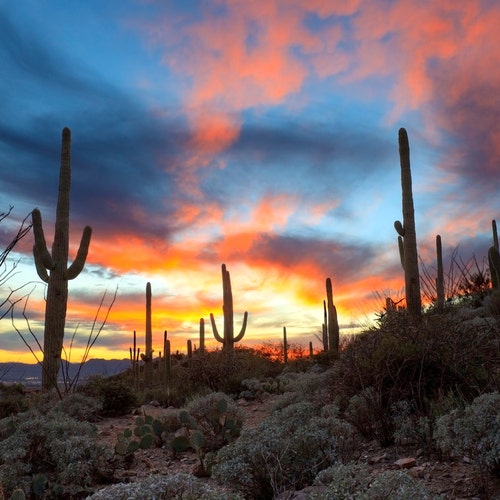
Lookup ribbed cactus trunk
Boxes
[326,278,340,352]
[394,128,421,320]
[32,128,92,391]
[283,326,288,363]
[199,317,205,354]
[436,235,445,312]
[144,282,153,388]
[210,263,248,350]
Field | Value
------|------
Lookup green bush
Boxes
[82,375,137,416]
[334,314,500,445]
[0,409,111,497]
[212,401,337,498]
[434,391,500,474]
[0,383,28,419]
[88,472,244,499]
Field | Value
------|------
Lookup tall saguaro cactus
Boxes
[142,282,153,388]
[326,278,340,352]
[32,127,92,391]
[210,263,248,350]
[436,234,445,312]
[394,128,421,320]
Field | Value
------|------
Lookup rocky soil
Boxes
[95,395,500,499]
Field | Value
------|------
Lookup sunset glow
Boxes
[1,1,500,364]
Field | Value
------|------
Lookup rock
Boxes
[369,454,387,464]
[409,465,426,478]
[394,457,416,469]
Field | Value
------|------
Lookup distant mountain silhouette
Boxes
[0,359,131,387]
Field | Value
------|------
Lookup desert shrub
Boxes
[88,472,244,499]
[434,391,500,474]
[82,375,137,416]
[0,383,28,418]
[0,408,111,497]
[334,313,500,445]
[212,401,337,498]
[239,377,265,400]
[312,404,361,462]
[391,400,432,449]
[185,392,243,451]
[273,367,335,411]
[52,392,103,422]
[183,347,282,396]
[312,464,436,499]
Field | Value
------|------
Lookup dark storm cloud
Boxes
[237,232,378,282]
[0,7,192,244]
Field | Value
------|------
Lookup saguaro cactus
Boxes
[199,317,205,354]
[32,127,92,390]
[436,234,445,312]
[210,263,248,350]
[326,278,340,352]
[141,282,153,388]
[394,128,421,320]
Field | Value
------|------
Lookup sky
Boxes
[1,0,500,363]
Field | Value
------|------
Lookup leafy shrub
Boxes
[434,391,500,474]
[82,375,137,416]
[212,401,337,498]
[183,347,281,396]
[0,383,28,418]
[334,314,500,445]
[239,377,265,400]
[88,472,244,499]
[312,464,436,499]
[0,409,111,497]
[391,400,432,449]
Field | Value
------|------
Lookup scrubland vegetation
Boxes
[0,295,498,499]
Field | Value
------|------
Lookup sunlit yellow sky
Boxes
[1,1,500,363]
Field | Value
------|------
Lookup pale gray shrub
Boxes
[213,401,337,498]
[311,464,437,500]
[0,409,111,497]
[433,391,500,473]
[87,472,244,499]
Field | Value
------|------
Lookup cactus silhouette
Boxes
[394,128,421,319]
[210,263,248,350]
[140,282,153,388]
[326,277,340,352]
[32,127,92,390]
[436,234,445,311]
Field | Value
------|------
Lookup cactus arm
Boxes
[232,311,248,343]
[32,209,54,270]
[210,312,225,344]
[33,245,50,282]
[65,225,92,280]
[394,220,405,237]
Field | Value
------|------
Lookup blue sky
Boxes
[1,1,499,361]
